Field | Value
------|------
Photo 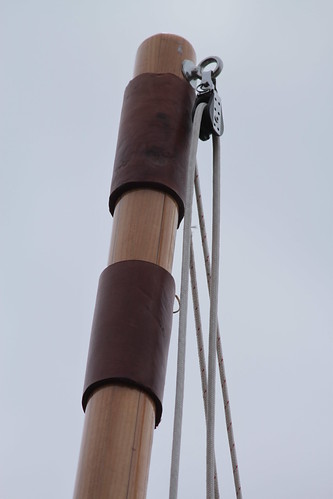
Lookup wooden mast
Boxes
[74,34,196,499]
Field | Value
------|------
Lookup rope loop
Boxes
[169,94,243,498]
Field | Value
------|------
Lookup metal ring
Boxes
[173,295,180,314]
[197,56,223,79]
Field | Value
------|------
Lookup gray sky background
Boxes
[1,1,332,498]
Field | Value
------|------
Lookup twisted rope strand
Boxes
[194,162,243,498]
[190,235,220,499]
[206,135,221,499]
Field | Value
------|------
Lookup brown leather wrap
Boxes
[82,260,175,427]
[109,73,195,226]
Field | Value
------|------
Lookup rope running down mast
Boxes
[169,102,207,499]
[169,56,242,498]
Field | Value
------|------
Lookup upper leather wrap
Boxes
[109,73,195,226]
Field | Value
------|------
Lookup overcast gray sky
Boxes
[1,1,333,498]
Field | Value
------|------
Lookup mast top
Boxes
[134,33,196,78]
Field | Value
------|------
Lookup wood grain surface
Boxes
[74,34,195,499]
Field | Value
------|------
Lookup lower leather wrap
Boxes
[82,260,175,427]
[109,73,195,226]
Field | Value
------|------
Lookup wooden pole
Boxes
[74,34,196,499]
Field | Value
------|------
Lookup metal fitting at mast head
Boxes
[182,56,224,141]
[182,56,223,90]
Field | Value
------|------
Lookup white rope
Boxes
[190,235,220,499]
[169,102,206,499]
[169,100,242,499]
[206,134,221,499]
[194,163,243,498]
